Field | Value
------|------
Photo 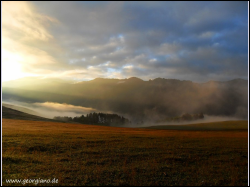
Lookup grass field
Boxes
[2,119,248,186]
[145,120,248,131]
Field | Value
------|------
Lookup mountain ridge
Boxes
[2,76,247,87]
[2,77,248,122]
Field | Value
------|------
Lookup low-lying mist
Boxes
[2,77,248,127]
[2,100,99,119]
[3,98,247,128]
[131,115,244,128]
[2,77,248,123]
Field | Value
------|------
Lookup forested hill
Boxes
[2,77,248,121]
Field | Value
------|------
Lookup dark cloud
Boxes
[4,1,248,82]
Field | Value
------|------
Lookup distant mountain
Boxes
[2,77,248,121]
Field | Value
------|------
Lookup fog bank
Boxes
[126,115,245,128]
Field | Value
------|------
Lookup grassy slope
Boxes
[2,118,248,186]
[2,103,41,116]
[2,106,55,122]
[145,120,248,131]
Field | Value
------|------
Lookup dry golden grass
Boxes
[147,120,248,131]
[2,119,248,186]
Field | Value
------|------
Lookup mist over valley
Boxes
[2,77,248,127]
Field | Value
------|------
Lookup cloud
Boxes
[3,100,97,118]
[2,1,248,82]
[33,102,95,113]
[2,1,57,42]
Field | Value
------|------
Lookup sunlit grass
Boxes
[2,119,248,186]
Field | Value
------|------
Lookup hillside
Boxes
[2,77,248,121]
[2,103,41,116]
[2,106,56,122]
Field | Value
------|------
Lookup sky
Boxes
[2,1,248,82]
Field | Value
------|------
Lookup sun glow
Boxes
[2,49,28,82]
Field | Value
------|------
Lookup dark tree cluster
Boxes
[180,113,204,121]
[158,112,204,123]
[54,112,129,126]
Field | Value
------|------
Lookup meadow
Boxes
[146,120,248,131]
[2,119,248,186]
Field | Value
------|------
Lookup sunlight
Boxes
[2,49,26,82]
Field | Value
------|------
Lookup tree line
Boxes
[54,112,130,126]
[157,112,204,123]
